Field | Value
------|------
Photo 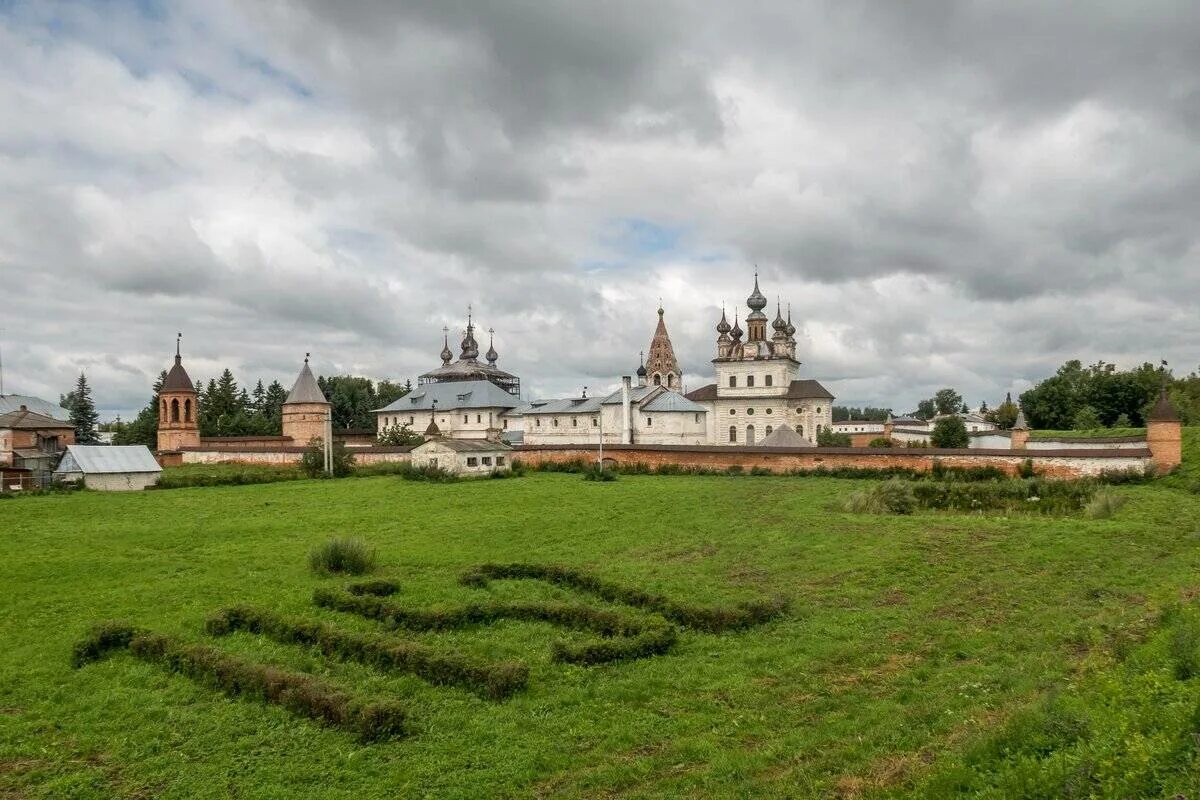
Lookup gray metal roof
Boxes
[600,384,660,405]
[375,380,521,413]
[523,397,603,415]
[641,392,708,413]
[0,409,74,430]
[414,438,513,452]
[759,424,813,448]
[0,394,70,422]
[284,362,329,405]
[54,445,162,475]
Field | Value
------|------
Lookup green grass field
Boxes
[4,443,1200,798]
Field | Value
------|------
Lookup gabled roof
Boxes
[523,397,603,415]
[285,361,329,405]
[683,380,833,402]
[414,438,512,452]
[54,445,161,475]
[0,394,70,422]
[0,409,74,430]
[375,380,521,413]
[600,385,661,405]
[640,392,707,413]
[759,423,813,448]
[685,383,718,402]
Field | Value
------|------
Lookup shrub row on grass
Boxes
[347,579,400,596]
[72,621,405,741]
[153,465,304,489]
[206,606,528,700]
[841,477,1108,516]
[458,563,787,633]
[312,588,676,665]
[524,458,1055,482]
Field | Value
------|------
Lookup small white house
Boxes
[53,445,162,491]
[409,438,513,475]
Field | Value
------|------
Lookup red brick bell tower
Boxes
[157,333,200,452]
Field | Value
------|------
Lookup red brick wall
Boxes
[514,445,1152,479]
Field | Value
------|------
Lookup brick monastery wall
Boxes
[513,444,1153,479]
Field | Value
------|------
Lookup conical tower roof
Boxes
[645,305,682,385]
[162,334,196,392]
[284,356,329,405]
[1012,409,1030,430]
[1149,381,1179,421]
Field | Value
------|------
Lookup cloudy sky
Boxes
[2,0,1199,418]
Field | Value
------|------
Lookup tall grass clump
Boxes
[394,463,458,483]
[309,537,376,576]
[841,479,916,515]
[1082,488,1128,519]
[582,464,618,481]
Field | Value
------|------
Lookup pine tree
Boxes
[65,372,100,444]
[252,380,266,411]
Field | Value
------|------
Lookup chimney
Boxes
[19,405,27,412]
[621,376,632,445]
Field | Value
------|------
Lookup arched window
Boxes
[747,375,755,388]
[667,374,674,387]
[184,399,192,422]
[799,425,804,438]
[162,399,168,417]
[728,425,737,442]
[765,375,773,387]
[170,398,180,423]
[746,424,755,445]
[729,376,737,388]
[765,425,773,436]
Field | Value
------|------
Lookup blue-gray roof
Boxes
[0,394,70,422]
[600,385,660,405]
[54,445,162,475]
[641,392,708,413]
[522,397,603,415]
[374,380,521,413]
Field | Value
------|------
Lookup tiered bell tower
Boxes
[157,333,200,452]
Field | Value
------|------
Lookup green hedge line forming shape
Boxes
[312,588,677,665]
[458,563,788,632]
[72,621,406,742]
[205,605,528,700]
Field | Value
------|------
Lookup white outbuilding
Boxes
[53,445,162,491]
[409,436,512,476]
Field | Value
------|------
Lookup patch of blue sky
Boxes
[605,217,683,258]
[235,50,312,98]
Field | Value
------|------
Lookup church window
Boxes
[592,418,598,426]
[729,409,735,415]
[799,425,804,437]
[746,408,755,415]
[766,408,772,415]
[747,375,755,387]
[184,399,192,422]
[729,376,737,388]
[553,419,558,427]
[765,375,773,387]
[536,419,541,427]
[694,413,700,423]
[817,407,822,413]
[766,426,773,436]
[572,418,577,427]
[653,374,661,386]
[746,424,755,445]
[667,374,674,387]
[477,414,482,423]
[464,414,469,424]
[409,416,414,425]
[503,420,508,429]
[170,398,180,423]
[162,399,168,417]
[729,426,737,442]
[646,416,652,426]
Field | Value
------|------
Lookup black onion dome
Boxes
[716,308,731,334]
[729,314,743,341]
[485,342,498,364]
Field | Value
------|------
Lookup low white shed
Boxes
[53,445,162,491]
[410,438,513,475]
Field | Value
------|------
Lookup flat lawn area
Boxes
[3,472,1200,798]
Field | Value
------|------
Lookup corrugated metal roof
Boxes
[375,380,521,413]
[523,397,603,414]
[55,445,161,475]
[284,362,329,405]
[600,385,660,405]
[759,424,813,448]
[0,395,70,422]
[414,438,513,452]
[641,392,708,413]
[0,409,74,430]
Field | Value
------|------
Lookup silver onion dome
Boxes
[746,273,768,312]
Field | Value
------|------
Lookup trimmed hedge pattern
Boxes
[459,563,787,633]
[313,588,676,665]
[347,579,401,597]
[206,606,528,699]
[72,621,406,741]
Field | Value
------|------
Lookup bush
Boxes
[309,537,376,576]
[654,463,684,475]
[205,606,528,700]
[72,622,405,741]
[347,579,400,596]
[1017,458,1036,479]
[458,563,788,633]
[300,438,355,478]
[392,462,457,482]
[867,437,894,448]
[508,459,527,477]
[930,417,969,448]
[817,426,852,447]
[154,464,303,489]
[582,464,618,481]
[725,464,744,476]
[841,479,916,515]
[749,466,773,476]
[313,588,675,665]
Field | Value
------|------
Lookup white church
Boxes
[375,275,834,448]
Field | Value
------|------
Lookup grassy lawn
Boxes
[1030,427,1147,439]
[3,458,1200,797]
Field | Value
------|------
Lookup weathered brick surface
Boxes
[514,444,1153,479]
[1146,419,1183,473]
